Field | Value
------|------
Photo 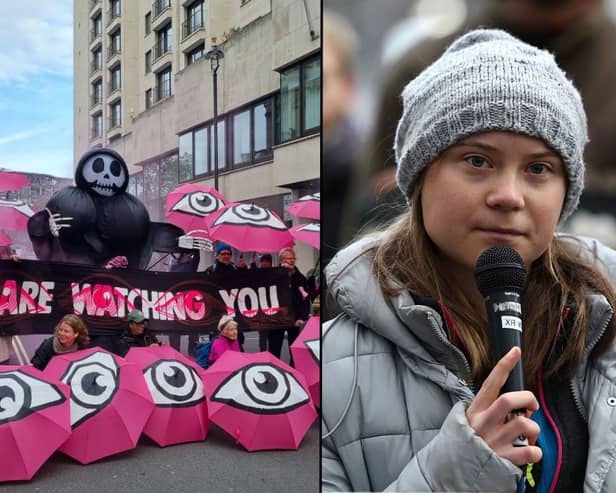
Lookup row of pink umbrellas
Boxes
[0,317,319,481]
[166,184,320,253]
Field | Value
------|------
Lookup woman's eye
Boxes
[528,163,549,174]
[467,156,488,168]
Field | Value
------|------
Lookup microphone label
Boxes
[492,301,521,314]
[501,316,522,331]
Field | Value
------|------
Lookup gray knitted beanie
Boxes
[394,29,587,223]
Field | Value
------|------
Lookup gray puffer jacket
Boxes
[322,235,616,492]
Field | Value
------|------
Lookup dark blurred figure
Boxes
[354,0,616,240]
[322,9,361,266]
[257,253,273,351]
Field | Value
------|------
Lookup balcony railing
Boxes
[153,42,171,60]
[153,84,172,103]
[152,0,171,20]
[108,45,121,58]
[182,15,204,40]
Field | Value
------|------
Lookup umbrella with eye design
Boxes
[285,193,320,221]
[0,172,30,193]
[165,184,228,234]
[0,366,71,482]
[125,345,209,447]
[43,348,154,464]
[202,351,317,451]
[204,203,294,253]
[290,316,320,408]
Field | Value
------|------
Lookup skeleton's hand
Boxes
[177,234,213,251]
[46,208,73,237]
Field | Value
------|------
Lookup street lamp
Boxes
[205,38,224,190]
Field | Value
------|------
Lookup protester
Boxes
[268,247,310,364]
[204,243,244,349]
[208,314,241,366]
[168,252,200,351]
[257,253,273,351]
[117,309,161,356]
[322,29,616,492]
[103,255,128,269]
[31,314,90,370]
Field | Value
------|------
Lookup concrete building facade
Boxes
[74,0,320,271]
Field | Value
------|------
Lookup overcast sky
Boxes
[0,1,73,178]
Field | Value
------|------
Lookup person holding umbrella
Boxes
[268,247,310,364]
[31,314,90,370]
[117,310,161,356]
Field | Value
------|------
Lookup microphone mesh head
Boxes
[474,246,526,296]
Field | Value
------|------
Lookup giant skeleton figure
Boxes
[27,148,190,269]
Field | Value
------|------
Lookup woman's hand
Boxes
[466,347,542,466]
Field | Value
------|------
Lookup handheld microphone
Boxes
[475,246,528,446]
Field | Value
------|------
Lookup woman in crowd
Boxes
[31,314,90,370]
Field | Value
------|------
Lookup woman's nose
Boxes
[485,172,525,210]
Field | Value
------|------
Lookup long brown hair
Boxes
[55,314,90,347]
[374,184,616,390]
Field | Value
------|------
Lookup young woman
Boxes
[31,314,90,370]
[322,29,616,492]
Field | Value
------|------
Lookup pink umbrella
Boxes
[286,193,320,221]
[202,351,317,451]
[125,345,209,447]
[165,184,228,233]
[0,199,35,231]
[205,203,294,253]
[0,366,71,481]
[0,172,30,193]
[0,231,11,247]
[290,316,320,408]
[44,348,154,464]
[290,223,320,250]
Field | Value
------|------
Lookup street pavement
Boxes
[1,332,320,493]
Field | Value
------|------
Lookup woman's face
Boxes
[221,323,238,341]
[420,131,567,281]
[57,322,78,347]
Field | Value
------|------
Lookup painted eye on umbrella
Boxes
[212,204,287,230]
[298,193,320,202]
[171,192,223,217]
[60,352,119,428]
[143,360,205,407]
[212,363,310,414]
[297,223,320,233]
[304,338,320,364]
[0,371,65,425]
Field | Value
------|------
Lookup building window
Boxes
[194,127,208,176]
[155,23,173,59]
[183,1,204,39]
[145,12,151,35]
[233,109,251,166]
[110,100,122,128]
[91,112,103,138]
[153,0,171,19]
[145,50,152,73]
[278,56,320,143]
[109,29,121,57]
[91,14,102,42]
[155,67,172,101]
[145,88,152,109]
[110,65,121,93]
[111,0,121,17]
[91,46,103,74]
[179,132,194,182]
[210,120,226,172]
[91,79,103,107]
[254,98,274,160]
[186,43,204,65]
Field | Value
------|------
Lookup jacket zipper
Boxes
[568,303,612,424]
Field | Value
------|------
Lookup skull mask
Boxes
[75,148,129,197]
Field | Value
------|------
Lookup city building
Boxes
[74,0,320,271]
